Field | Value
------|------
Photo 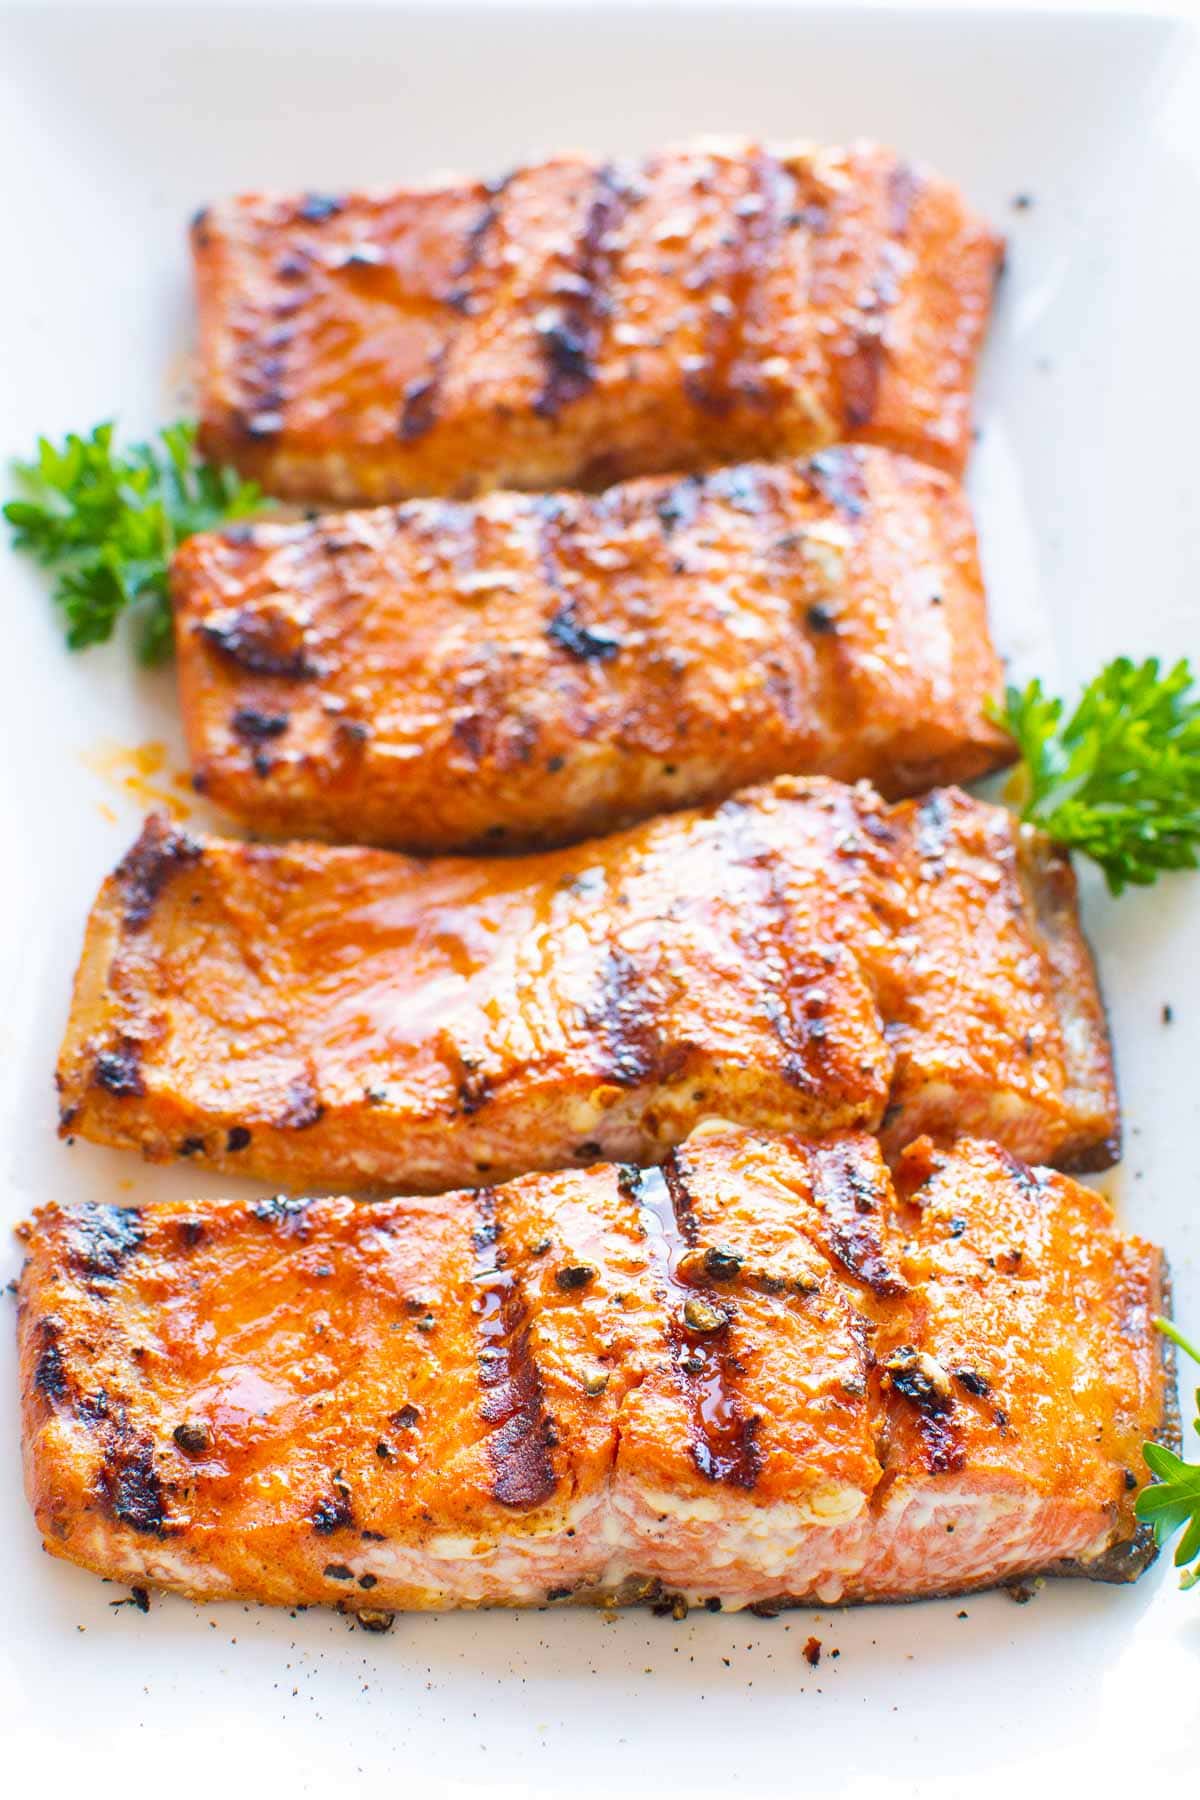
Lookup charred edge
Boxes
[274,1073,325,1132]
[1048,1527,1161,1586]
[639,1157,762,1492]
[92,1040,145,1099]
[809,1142,908,1299]
[197,608,317,680]
[474,1189,558,1510]
[886,160,923,239]
[683,149,778,418]
[99,1435,167,1537]
[66,1204,145,1282]
[803,447,867,522]
[533,164,627,419]
[115,814,203,932]
[231,707,290,743]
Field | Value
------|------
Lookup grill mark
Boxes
[683,149,782,418]
[92,1040,145,1099]
[197,606,319,680]
[115,814,203,931]
[231,707,290,743]
[546,606,621,662]
[809,1140,908,1298]
[65,1205,145,1282]
[533,164,628,419]
[655,474,703,537]
[620,1157,761,1490]
[405,174,515,435]
[802,447,868,522]
[842,174,912,430]
[273,1070,325,1131]
[473,1190,557,1509]
[717,799,841,1094]
[884,1347,966,1475]
[447,171,512,307]
[536,497,623,662]
[98,1433,167,1536]
[588,947,658,1087]
[912,1410,965,1475]
[34,1322,70,1403]
[399,349,445,442]
[915,788,953,874]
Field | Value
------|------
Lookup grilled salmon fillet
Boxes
[173,446,1013,853]
[18,1128,1169,1613]
[192,139,1002,502]
[56,780,1118,1192]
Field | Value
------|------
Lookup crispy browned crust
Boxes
[54,781,1119,1194]
[192,139,1002,503]
[18,1131,1166,1614]
[172,446,1014,853]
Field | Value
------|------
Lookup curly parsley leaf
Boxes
[993,659,1200,895]
[1138,1318,1200,1589]
[4,421,267,664]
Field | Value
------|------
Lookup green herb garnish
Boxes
[994,658,1200,895]
[1138,1318,1200,1588]
[4,421,266,664]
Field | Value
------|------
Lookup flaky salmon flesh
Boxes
[173,446,1013,854]
[192,139,1002,503]
[18,1128,1169,1615]
[56,779,1118,1195]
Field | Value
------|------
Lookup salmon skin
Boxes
[173,446,1014,854]
[17,1128,1169,1615]
[191,139,1002,503]
[55,779,1118,1193]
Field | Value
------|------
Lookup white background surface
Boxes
[0,3,1198,1793]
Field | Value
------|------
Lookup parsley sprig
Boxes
[995,659,1200,895]
[1138,1319,1200,1588]
[4,421,266,664]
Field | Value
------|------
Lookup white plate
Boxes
[1,4,1198,1794]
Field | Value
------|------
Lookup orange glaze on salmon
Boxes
[191,140,1003,503]
[18,1129,1169,1614]
[173,447,1014,854]
[55,779,1118,1194]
